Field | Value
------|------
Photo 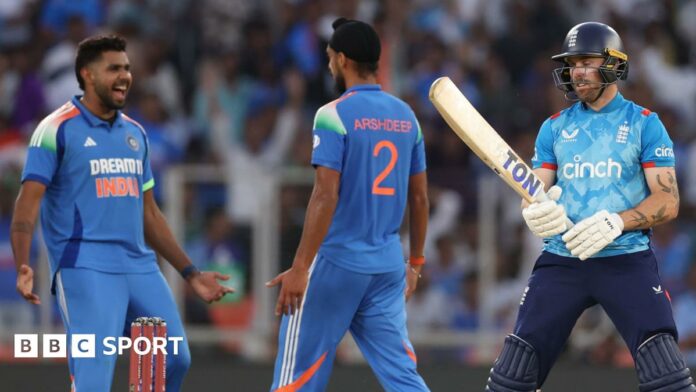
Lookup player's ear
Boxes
[80,65,94,88]
[337,52,347,69]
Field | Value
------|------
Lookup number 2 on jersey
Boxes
[372,140,397,196]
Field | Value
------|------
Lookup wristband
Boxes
[180,264,200,280]
[408,256,425,266]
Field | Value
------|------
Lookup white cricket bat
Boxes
[429,76,573,231]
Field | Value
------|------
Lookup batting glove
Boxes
[522,186,568,238]
[562,210,624,260]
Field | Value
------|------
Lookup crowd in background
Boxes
[0,0,695,366]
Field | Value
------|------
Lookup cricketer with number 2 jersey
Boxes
[268,18,430,392]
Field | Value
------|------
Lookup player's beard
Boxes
[334,72,347,95]
[95,82,128,110]
[573,79,603,103]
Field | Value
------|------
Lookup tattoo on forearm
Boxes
[11,221,33,234]
[669,172,680,206]
[657,172,680,203]
[630,210,649,226]
[651,205,668,224]
[657,174,671,193]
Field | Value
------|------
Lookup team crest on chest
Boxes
[126,134,139,151]
[616,121,630,144]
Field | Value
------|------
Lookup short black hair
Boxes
[75,35,127,90]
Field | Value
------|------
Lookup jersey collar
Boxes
[71,95,126,129]
[580,92,625,114]
[343,84,381,95]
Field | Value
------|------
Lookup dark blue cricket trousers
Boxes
[513,249,677,386]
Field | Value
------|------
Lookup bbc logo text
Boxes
[14,334,183,358]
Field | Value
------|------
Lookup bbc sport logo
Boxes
[14,333,183,358]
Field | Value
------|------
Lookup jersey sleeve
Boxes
[21,119,64,186]
[410,117,426,175]
[531,119,557,170]
[311,104,346,172]
[142,133,155,192]
[640,113,675,168]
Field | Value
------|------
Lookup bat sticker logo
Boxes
[501,150,542,198]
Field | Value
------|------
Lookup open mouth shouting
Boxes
[112,83,129,101]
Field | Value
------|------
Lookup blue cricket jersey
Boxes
[532,92,675,257]
[311,84,426,273]
[21,96,158,281]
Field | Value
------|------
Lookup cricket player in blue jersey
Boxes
[485,22,695,392]
[10,35,234,391]
[266,18,430,391]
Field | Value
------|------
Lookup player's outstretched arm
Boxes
[266,166,340,316]
[11,181,46,305]
[406,172,428,301]
[142,190,234,303]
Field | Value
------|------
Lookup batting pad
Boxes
[636,333,696,392]
[486,334,539,392]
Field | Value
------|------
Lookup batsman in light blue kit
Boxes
[486,22,695,392]
[267,18,430,391]
[11,35,233,391]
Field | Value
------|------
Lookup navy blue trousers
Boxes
[513,250,677,386]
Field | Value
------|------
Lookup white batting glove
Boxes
[562,210,624,260]
[522,186,568,238]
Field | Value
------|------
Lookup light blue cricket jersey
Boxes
[21,96,158,283]
[311,84,426,273]
[532,93,675,258]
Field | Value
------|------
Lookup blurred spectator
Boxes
[673,262,696,366]
[127,89,188,202]
[0,165,33,331]
[277,0,331,105]
[185,207,248,326]
[450,272,480,330]
[41,15,87,110]
[406,272,450,333]
[193,51,254,159]
[0,115,23,167]
[185,207,253,352]
[136,33,184,116]
[39,0,104,38]
[420,186,462,260]
[186,207,247,301]
[8,43,46,133]
[652,222,693,297]
[429,235,466,297]
[225,69,303,223]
